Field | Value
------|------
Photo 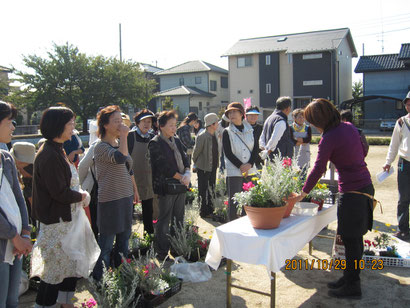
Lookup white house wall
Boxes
[159,72,209,92]
[337,38,354,103]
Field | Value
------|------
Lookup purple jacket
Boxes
[303,122,371,194]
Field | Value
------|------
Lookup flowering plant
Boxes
[363,239,376,256]
[233,155,303,211]
[308,181,331,202]
[129,231,154,252]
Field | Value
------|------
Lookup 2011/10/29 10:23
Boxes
[284,258,384,270]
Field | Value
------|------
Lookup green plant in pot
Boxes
[233,155,303,229]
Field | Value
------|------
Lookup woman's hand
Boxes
[119,123,130,138]
[287,192,307,204]
[240,163,252,177]
[133,189,140,204]
[11,234,33,256]
[382,164,391,173]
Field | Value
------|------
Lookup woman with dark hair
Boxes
[176,112,198,155]
[290,98,374,299]
[92,105,139,281]
[0,101,32,308]
[193,119,204,136]
[31,106,95,308]
[148,110,190,260]
[127,109,156,234]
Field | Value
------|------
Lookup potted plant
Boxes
[129,232,155,258]
[307,181,331,210]
[363,239,376,256]
[233,155,303,229]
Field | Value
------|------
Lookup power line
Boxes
[354,26,410,38]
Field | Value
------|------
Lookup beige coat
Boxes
[192,130,219,172]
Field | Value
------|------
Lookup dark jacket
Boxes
[262,110,294,158]
[32,140,82,224]
[176,125,194,151]
[148,135,190,196]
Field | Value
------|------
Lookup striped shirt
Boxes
[94,140,134,203]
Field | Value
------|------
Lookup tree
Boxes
[161,96,173,110]
[352,80,363,99]
[10,43,157,132]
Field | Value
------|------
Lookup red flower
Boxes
[282,158,292,167]
[242,182,255,192]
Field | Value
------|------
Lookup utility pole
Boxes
[119,23,122,62]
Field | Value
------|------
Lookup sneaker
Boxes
[328,280,361,299]
[393,231,410,240]
[327,277,345,289]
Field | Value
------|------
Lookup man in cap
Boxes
[383,91,410,240]
[259,96,294,160]
[192,113,219,218]
[246,105,263,169]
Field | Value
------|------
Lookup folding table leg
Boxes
[309,240,313,255]
[270,272,276,308]
[226,259,232,308]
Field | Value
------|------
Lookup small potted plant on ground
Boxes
[129,231,155,259]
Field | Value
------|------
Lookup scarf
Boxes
[159,131,185,174]
[293,122,306,133]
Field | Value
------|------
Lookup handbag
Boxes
[164,178,187,195]
[347,191,382,213]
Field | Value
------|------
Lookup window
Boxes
[250,89,253,93]
[179,78,184,86]
[221,76,228,88]
[266,55,271,65]
[303,80,323,86]
[195,76,202,84]
[199,102,202,111]
[237,90,241,94]
[303,53,323,60]
[396,100,403,110]
[237,56,252,68]
[210,80,217,91]
[266,83,271,94]
[206,102,210,106]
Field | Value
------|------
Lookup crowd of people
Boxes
[0,91,409,306]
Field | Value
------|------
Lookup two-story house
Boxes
[154,60,229,119]
[354,43,410,121]
[224,28,357,120]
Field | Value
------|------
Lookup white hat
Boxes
[204,113,219,127]
[403,91,410,104]
[222,114,230,122]
[11,142,36,164]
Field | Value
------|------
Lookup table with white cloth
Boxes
[205,203,337,307]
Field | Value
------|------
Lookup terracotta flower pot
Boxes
[244,205,287,229]
[283,192,298,218]
[311,199,324,211]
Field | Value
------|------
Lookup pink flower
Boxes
[153,219,158,224]
[242,182,255,192]
[224,201,228,206]
[282,158,292,168]
[86,299,97,308]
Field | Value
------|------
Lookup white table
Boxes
[205,203,337,307]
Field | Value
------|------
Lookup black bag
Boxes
[164,178,187,195]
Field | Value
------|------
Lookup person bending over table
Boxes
[290,98,374,300]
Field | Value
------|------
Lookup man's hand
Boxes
[382,164,391,173]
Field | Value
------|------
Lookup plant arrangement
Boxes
[186,186,198,205]
[168,218,209,261]
[307,181,331,203]
[129,231,155,258]
[363,239,376,256]
[363,232,401,258]
[233,155,303,212]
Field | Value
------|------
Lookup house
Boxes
[138,63,163,113]
[354,43,410,122]
[154,60,229,119]
[223,28,357,120]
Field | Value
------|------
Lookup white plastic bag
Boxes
[19,270,29,297]
[170,256,212,283]
[61,207,101,277]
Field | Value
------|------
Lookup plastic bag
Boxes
[61,206,101,277]
[170,256,212,283]
[19,270,29,297]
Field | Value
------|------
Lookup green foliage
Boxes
[9,43,157,131]
[352,80,363,99]
[161,96,173,110]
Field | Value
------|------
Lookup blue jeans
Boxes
[92,228,131,281]
[0,257,22,308]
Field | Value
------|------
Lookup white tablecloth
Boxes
[205,203,337,273]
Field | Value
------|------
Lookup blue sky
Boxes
[1,0,409,81]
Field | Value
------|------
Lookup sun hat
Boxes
[10,142,36,164]
[135,110,155,123]
[204,113,219,127]
[224,102,245,117]
[245,106,261,115]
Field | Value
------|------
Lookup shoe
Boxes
[327,277,345,289]
[393,231,410,240]
[328,280,362,299]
